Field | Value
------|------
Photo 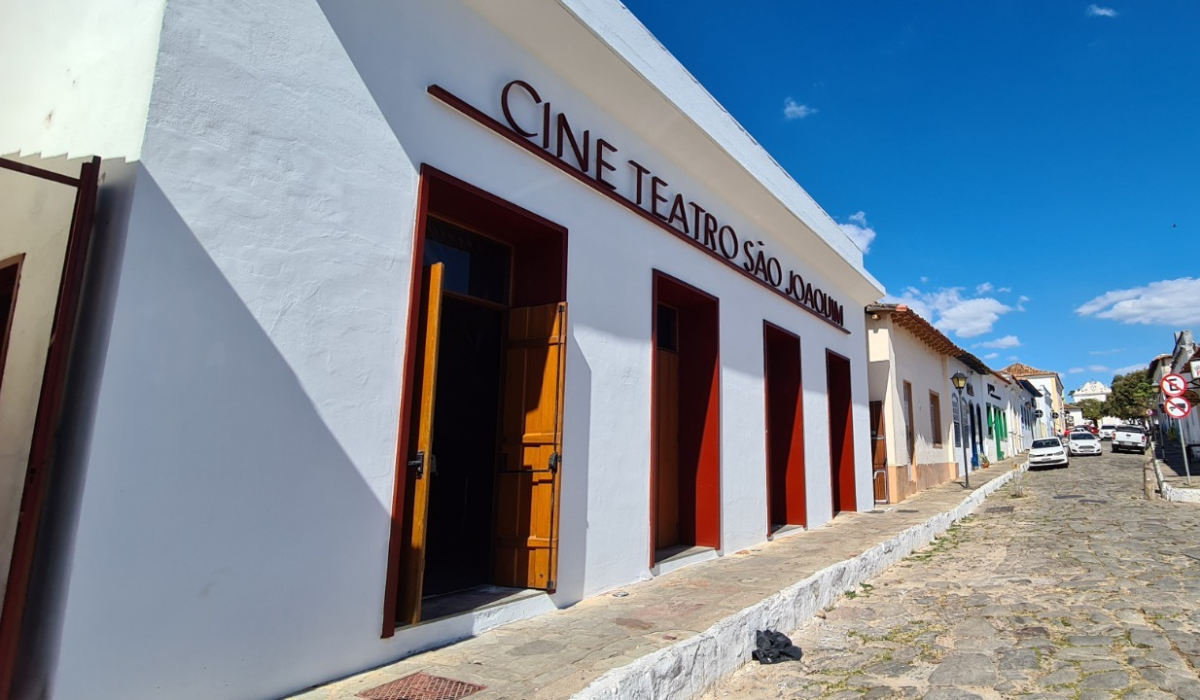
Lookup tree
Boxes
[1104,371,1156,421]
[1077,398,1105,427]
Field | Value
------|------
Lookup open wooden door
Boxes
[397,263,445,626]
[493,302,566,591]
[0,157,99,698]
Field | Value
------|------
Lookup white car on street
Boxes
[1067,432,1102,456]
[1098,424,1118,440]
[1029,437,1070,468]
[1111,425,1149,454]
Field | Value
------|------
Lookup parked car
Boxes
[1098,424,1118,440]
[1029,437,1070,468]
[1067,432,1102,456]
[1111,425,1149,454]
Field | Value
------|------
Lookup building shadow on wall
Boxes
[20,169,393,700]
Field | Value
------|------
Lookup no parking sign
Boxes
[1161,373,1187,397]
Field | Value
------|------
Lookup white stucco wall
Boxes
[0,0,165,160]
[1026,376,1064,436]
[0,157,80,606]
[886,323,952,469]
[45,1,881,698]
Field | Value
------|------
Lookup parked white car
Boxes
[1029,437,1070,468]
[1111,425,1149,455]
[1067,432,1102,456]
[1098,424,1118,440]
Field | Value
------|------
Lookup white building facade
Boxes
[2,2,885,699]
[1004,364,1066,438]
[864,305,958,503]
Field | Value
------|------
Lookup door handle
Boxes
[408,451,426,479]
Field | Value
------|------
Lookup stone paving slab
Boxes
[289,460,1023,700]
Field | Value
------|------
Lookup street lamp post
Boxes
[952,371,970,488]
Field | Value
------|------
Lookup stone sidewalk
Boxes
[290,458,1025,700]
[1151,439,1200,503]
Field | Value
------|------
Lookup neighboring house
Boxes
[1147,352,1175,441]
[1016,377,1055,439]
[861,303,1032,505]
[865,304,959,504]
[1148,353,1173,389]
[1002,363,1067,436]
[956,352,1000,468]
[981,372,1017,463]
[1012,378,1039,453]
[1167,331,1200,448]
[1,2,888,698]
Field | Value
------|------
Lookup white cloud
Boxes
[976,282,994,294]
[839,211,877,253]
[884,285,1013,338]
[1087,364,1109,372]
[919,276,929,284]
[1112,363,1146,375]
[1088,348,1124,355]
[983,352,999,360]
[1016,295,1030,311]
[783,98,818,120]
[1086,4,1118,17]
[1008,355,1020,361]
[998,287,1012,293]
[975,335,1021,349]
[1075,278,1200,326]
[1069,368,1085,374]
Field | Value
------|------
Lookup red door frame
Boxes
[381,165,567,636]
[826,350,857,515]
[763,322,805,535]
[0,156,100,700]
[650,272,720,564]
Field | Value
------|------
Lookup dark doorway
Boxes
[422,294,504,597]
[826,351,856,515]
[764,323,805,533]
[384,166,567,633]
[652,272,720,563]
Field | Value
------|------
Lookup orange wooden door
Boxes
[870,400,888,503]
[493,302,566,591]
[398,263,445,625]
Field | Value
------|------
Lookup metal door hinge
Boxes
[409,450,425,479]
[548,452,561,473]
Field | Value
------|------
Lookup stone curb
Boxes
[572,464,1026,700]
[1152,457,1200,503]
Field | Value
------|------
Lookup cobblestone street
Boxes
[702,453,1200,700]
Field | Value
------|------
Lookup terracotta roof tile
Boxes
[865,304,963,358]
[1000,362,1059,377]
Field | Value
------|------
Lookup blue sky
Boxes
[619,0,1199,390]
